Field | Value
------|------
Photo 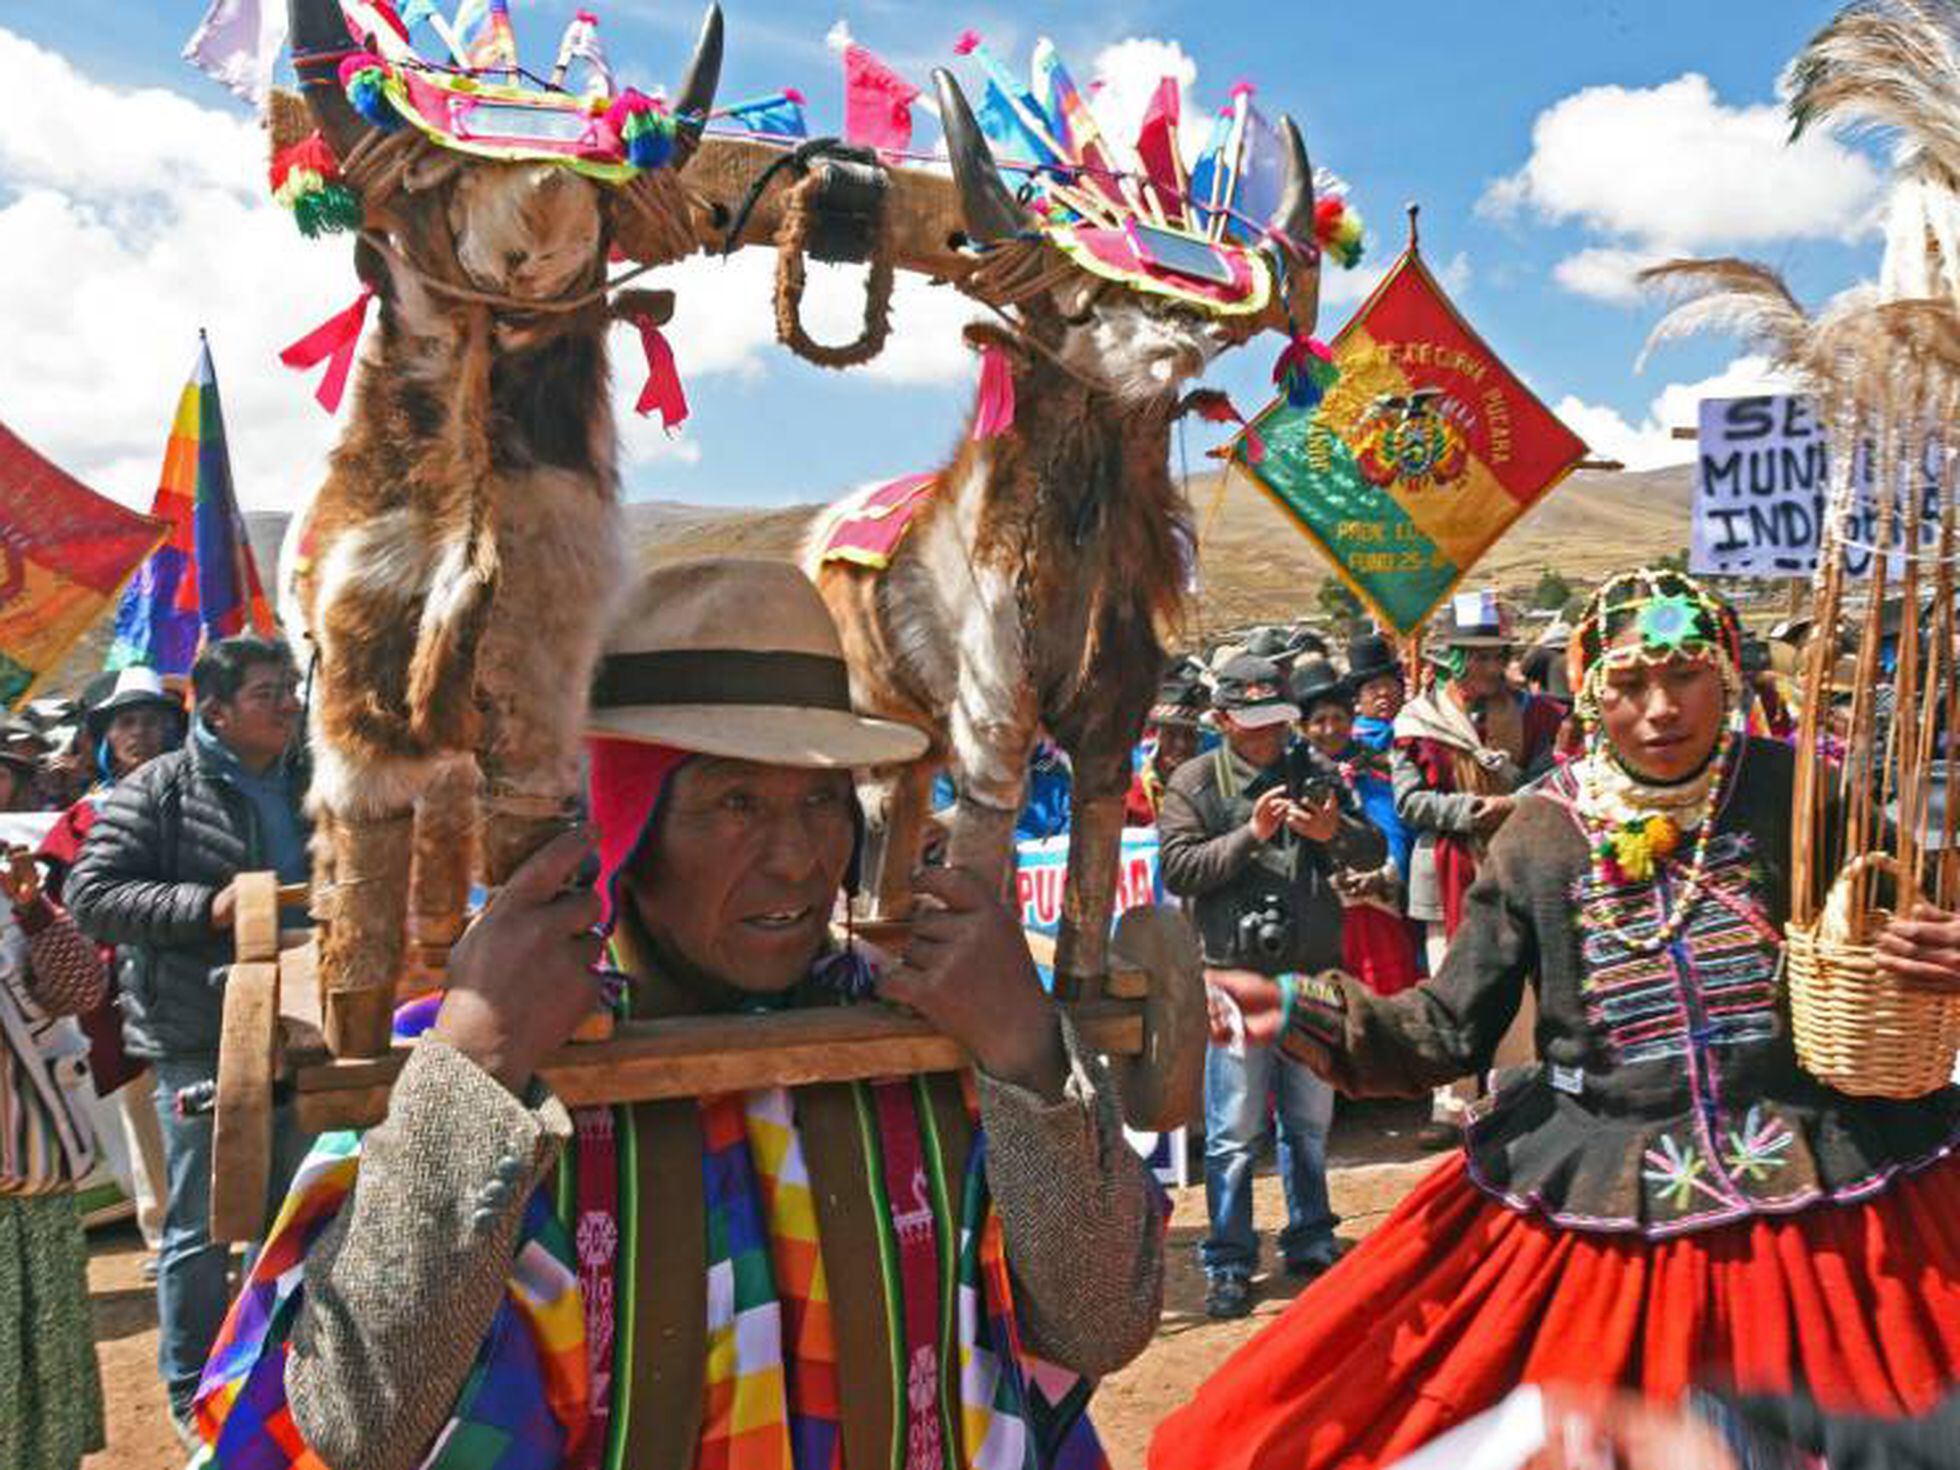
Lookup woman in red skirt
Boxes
[1154,568,1960,1470]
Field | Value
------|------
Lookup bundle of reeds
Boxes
[1640,0,1960,1096]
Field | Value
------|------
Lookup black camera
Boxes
[1245,746,1337,808]
[1236,896,1295,962]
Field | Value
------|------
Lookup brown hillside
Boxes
[36,467,1694,699]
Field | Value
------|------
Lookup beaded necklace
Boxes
[1566,567,1751,953]
[1575,719,1741,952]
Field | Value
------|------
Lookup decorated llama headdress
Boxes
[272,0,722,238]
[938,34,1361,401]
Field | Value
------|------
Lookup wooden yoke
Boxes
[210,873,285,1243]
[685,137,975,281]
[207,894,1205,1239]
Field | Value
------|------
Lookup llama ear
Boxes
[289,0,376,160]
[670,3,724,165]
[1273,114,1316,250]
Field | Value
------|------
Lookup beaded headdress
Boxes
[1567,567,1745,727]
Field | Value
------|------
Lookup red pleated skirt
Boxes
[1149,1150,1960,1470]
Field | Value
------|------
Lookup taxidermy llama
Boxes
[282,0,722,1054]
[811,72,1322,995]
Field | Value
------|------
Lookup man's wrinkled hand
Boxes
[209,881,237,932]
[431,826,607,1095]
[1284,792,1341,844]
[880,866,1064,1099]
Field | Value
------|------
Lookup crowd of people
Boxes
[2,635,312,1458]
[2,564,1959,1470]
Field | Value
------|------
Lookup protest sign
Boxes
[1692,394,1944,579]
[1015,827,1163,938]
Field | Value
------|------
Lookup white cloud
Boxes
[0,25,986,516]
[1088,38,1214,162]
[652,250,979,389]
[1551,246,1665,305]
[1481,73,1884,304]
[1554,354,1802,469]
[0,33,346,514]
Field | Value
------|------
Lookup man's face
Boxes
[1152,723,1198,775]
[107,705,172,776]
[1301,701,1354,759]
[1595,643,1727,782]
[1453,646,1512,702]
[1220,711,1288,769]
[0,764,25,812]
[1353,673,1403,722]
[207,662,301,767]
[627,757,856,995]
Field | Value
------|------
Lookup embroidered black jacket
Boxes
[1288,737,1960,1238]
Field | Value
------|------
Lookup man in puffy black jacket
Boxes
[66,634,313,1438]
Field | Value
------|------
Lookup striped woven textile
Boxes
[193,1081,1107,1470]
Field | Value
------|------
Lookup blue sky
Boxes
[0,0,1888,512]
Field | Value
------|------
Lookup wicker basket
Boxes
[1787,854,1960,1099]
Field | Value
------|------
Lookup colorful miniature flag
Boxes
[842,43,919,152]
[1135,77,1186,223]
[722,90,808,139]
[182,0,286,105]
[466,0,519,69]
[1232,248,1587,636]
[549,10,613,95]
[958,35,1058,167]
[0,425,167,708]
[110,336,275,673]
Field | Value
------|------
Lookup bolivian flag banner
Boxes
[1233,247,1587,635]
[0,423,168,708]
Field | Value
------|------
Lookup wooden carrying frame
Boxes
[208,876,1203,1243]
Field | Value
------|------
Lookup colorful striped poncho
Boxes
[194,1071,1108,1470]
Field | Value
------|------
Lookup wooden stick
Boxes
[686,138,974,278]
[1942,462,1960,907]
[1793,400,1855,923]
[1891,421,1923,902]
[285,1000,1147,1134]
[1847,429,1896,932]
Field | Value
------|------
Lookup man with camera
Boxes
[1159,655,1386,1319]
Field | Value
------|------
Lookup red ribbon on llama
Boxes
[279,287,377,413]
[971,345,1015,441]
[630,317,689,431]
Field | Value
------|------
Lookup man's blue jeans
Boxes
[152,1055,312,1417]
[1200,1037,1337,1279]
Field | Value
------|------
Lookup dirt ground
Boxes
[84,1098,1445,1470]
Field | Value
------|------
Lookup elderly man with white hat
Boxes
[192,559,1165,1470]
[1392,591,1565,1144]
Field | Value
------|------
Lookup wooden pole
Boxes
[284,1001,1148,1133]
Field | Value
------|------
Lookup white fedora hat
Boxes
[586,558,930,769]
